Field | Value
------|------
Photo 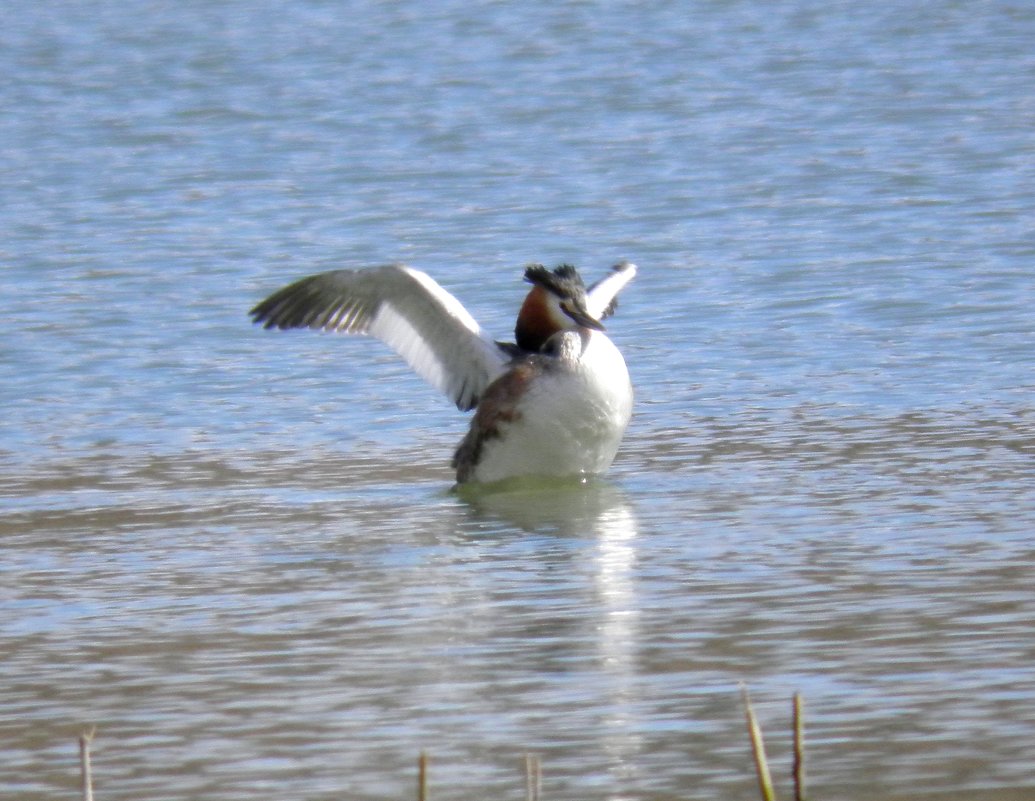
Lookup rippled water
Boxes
[2,2,1034,799]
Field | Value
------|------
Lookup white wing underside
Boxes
[250,265,510,411]
[585,261,637,321]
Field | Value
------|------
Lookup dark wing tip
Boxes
[249,275,318,330]
[249,292,285,329]
[249,272,368,333]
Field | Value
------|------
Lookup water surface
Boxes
[2,2,1034,799]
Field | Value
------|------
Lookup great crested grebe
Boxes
[250,261,636,485]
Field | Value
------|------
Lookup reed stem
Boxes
[741,686,777,801]
[525,753,541,801]
[417,751,428,801]
[793,693,805,801]
[79,727,96,801]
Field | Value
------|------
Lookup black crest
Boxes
[523,263,586,296]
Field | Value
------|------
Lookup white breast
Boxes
[466,331,633,485]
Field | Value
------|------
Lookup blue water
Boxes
[2,2,1034,799]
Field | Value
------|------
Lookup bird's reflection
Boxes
[457,477,645,786]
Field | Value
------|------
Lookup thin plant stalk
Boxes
[525,753,541,801]
[741,686,777,801]
[793,693,805,801]
[418,751,428,801]
[79,727,96,801]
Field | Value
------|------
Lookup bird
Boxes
[249,261,636,486]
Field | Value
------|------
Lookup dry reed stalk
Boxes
[525,753,541,801]
[741,686,777,801]
[79,727,96,801]
[417,751,428,801]
[793,692,805,801]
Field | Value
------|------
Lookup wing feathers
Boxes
[250,265,509,411]
[250,262,636,412]
[586,261,637,321]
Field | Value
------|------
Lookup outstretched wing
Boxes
[586,261,637,321]
[250,265,510,411]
